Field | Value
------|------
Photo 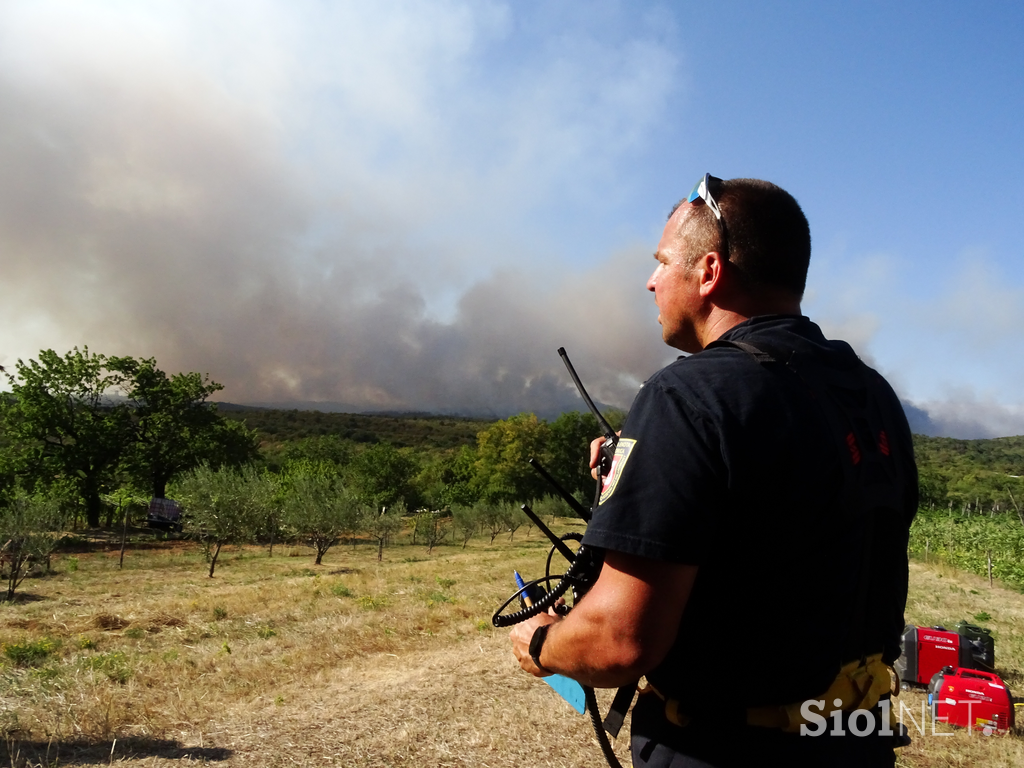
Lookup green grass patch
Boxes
[356,595,389,610]
[2,638,61,667]
[84,651,132,683]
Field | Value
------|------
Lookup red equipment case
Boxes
[928,667,1014,734]
[896,625,976,685]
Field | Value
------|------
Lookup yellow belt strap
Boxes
[644,654,899,734]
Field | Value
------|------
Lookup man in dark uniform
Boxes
[509,176,917,767]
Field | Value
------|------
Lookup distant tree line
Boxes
[913,434,1024,517]
[7,347,1024,595]
[0,347,624,592]
[221,408,489,452]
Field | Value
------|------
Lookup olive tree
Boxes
[283,464,362,565]
[173,465,261,577]
[413,511,449,554]
[451,503,480,549]
[362,500,405,562]
[0,488,66,601]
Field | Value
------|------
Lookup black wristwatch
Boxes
[529,624,552,673]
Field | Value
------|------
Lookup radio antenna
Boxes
[558,347,615,438]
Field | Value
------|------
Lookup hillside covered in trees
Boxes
[913,434,1024,514]
[4,345,1024,597]
[219,407,489,450]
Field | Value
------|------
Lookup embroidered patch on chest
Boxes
[599,439,637,504]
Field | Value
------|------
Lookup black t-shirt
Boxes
[582,315,918,714]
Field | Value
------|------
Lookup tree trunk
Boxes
[119,502,129,569]
[85,485,102,528]
[208,542,223,578]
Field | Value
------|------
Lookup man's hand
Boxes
[509,610,561,677]
[506,551,698,688]
[589,432,621,480]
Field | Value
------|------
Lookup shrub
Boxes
[0,488,67,600]
[356,595,388,610]
[2,638,61,666]
[85,651,132,683]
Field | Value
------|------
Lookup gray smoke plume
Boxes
[0,2,675,416]
[2,3,1021,437]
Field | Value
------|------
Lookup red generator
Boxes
[928,667,1014,734]
[895,625,977,686]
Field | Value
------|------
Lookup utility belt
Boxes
[637,654,901,736]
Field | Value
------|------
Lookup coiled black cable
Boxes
[585,686,625,768]
[491,539,596,628]
[492,535,624,768]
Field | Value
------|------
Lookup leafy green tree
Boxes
[1,348,133,527]
[0,487,66,600]
[362,499,405,561]
[253,471,285,557]
[545,411,603,506]
[916,466,948,510]
[505,504,527,542]
[279,435,353,469]
[480,502,517,544]
[283,463,362,565]
[413,511,449,554]
[348,443,418,512]
[173,465,261,577]
[451,503,479,549]
[103,485,149,569]
[111,357,259,499]
[474,414,550,504]
[437,446,482,509]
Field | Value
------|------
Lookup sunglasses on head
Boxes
[687,173,723,220]
[686,172,730,261]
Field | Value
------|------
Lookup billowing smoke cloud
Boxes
[901,396,1024,440]
[0,1,675,415]
[2,2,1021,436]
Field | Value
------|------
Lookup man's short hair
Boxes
[673,178,811,298]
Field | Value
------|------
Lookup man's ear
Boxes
[697,251,726,298]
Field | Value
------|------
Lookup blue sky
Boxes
[1,1,1022,436]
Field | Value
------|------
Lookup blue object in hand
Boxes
[512,570,586,714]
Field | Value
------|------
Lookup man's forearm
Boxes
[509,551,698,688]
[534,597,651,687]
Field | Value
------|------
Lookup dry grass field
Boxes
[0,527,1022,767]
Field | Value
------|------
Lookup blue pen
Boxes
[514,570,532,606]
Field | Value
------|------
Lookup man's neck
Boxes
[698,300,802,349]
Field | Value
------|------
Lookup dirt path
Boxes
[10,633,627,768]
